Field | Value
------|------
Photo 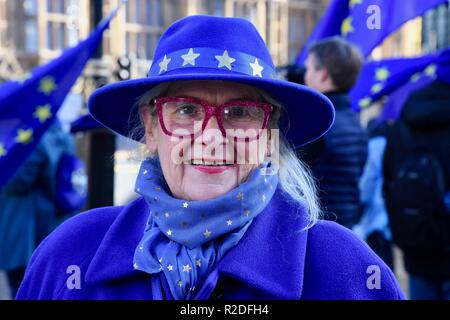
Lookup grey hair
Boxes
[133,82,322,228]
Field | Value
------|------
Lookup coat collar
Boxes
[85,191,309,299]
[324,91,350,110]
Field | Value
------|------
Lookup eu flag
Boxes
[349,47,450,124]
[296,0,448,65]
[0,7,121,187]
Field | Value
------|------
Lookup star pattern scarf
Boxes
[133,157,278,299]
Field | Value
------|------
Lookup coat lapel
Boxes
[84,192,309,300]
[85,197,149,284]
[218,190,309,299]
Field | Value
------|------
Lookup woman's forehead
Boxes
[166,80,261,100]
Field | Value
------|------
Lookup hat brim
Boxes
[88,70,335,147]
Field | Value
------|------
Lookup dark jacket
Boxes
[384,80,450,277]
[16,191,404,300]
[300,92,368,229]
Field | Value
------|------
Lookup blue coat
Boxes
[16,190,405,300]
[0,122,74,270]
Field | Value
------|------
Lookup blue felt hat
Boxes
[89,15,334,147]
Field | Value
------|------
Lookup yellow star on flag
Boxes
[203,229,212,238]
[341,17,354,37]
[0,143,6,157]
[375,67,390,82]
[15,129,33,144]
[410,72,421,83]
[349,0,362,8]
[424,64,437,77]
[33,104,52,123]
[359,97,372,108]
[39,76,57,95]
[371,83,383,94]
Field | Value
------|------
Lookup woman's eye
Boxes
[177,104,198,115]
[226,107,246,118]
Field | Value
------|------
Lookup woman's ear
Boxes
[319,68,329,84]
[140,106,158,154]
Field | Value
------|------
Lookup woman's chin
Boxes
[180,166,236,200]
[189,186,232,201]
[184,183,235,201]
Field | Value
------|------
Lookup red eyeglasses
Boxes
[154,96,273,140]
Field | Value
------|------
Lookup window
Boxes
[233,1,258,26]
[126,0,162,25]
[47,21,54,49]
[124,0,163,60]
[0,0,7,50]
[47,20,70,50]
[125,0,138,23]
[25,19,38,52]
[23,0,38,53]
[47,0,66,13]
[23,0,38,16]
[198,0,224,16]
[422,2,450,51]
[45,0,81,51]
[288,9,306,63]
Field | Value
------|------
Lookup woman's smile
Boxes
[191,163,236,174]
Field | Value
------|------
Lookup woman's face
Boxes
[141,81,270,201]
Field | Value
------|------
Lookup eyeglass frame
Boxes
[153,96,274,140]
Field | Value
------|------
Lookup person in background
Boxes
[383,80,450,300]
[0,120,75,297]
[302,36,368,229]
[354,120,394,270]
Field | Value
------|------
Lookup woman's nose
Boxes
[203,114,220,131]
[197,115,228,145]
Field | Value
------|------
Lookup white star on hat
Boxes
[250,58,263,77]
[159,55,171,74]
[215,50,236,70]
[181,48,200,66]
[182,264,192,272]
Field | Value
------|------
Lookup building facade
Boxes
[0,0,327,81]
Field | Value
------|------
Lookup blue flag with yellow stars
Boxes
[296,0,448,65]
[0,6,121,188]
[349,46,450,124]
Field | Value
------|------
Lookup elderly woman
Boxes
[17,15,404,300]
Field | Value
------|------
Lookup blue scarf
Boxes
[133,157,278,299]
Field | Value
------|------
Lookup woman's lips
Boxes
[192,165,234,174]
